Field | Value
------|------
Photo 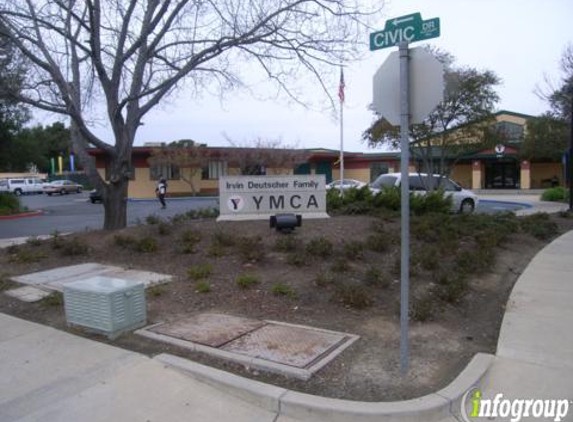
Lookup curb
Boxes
[0,210,42,220]
[155,352,495,422]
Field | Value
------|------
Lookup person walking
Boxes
[156,178,167,209]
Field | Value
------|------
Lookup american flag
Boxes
[338,67,345,104]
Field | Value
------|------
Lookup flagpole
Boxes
[339,66,345,196]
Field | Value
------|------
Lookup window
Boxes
[149,164,179,180]
[370,162,389,182]
[495,122,524,140]
[105,164,136,181]
[202,161,228,180]
[408,175,426,191]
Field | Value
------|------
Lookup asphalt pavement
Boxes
[0,193,218,239]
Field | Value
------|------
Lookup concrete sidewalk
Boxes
[0,314,290,422]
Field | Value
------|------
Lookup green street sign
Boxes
[370,13,440,51]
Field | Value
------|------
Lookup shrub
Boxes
[40,292,63,307]
[188,263,212,280]
[135,236,159,253]
[51,230,65,249]
[181,229,202,244]
[541,187,568,202]
[26,236,43,247]
[419,247,440,271]
[114,233,136,248]
[286,250,308,266]
[147,285,166,297]
[236,235,265,262]
[365,233,388,253]
[274,235,300,252]
[364,265,390,287]
[271,283,296,297]
[314,273,335,287]
[410,190,453,215]
[343,241,364,260]
[333,282,372,309]
[60,238,89,256]
[145,214,161,225]
[306,237,334,258]
[409,294,436,322]
[236,274,260,289]
[170,213,187,225]
[195,281,211,293]
[331,260,350,273]
[435,274,468,303]
[371,187,401,211]
[520,213,559,240]
[0,274,16,291]
[212,231,236,247]
[9,249,47,264]
[206,242,225,257]
[157,221,172,236]
[0,192,20,215]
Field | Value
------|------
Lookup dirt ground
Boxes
[1,212,572,401]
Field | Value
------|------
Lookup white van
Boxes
[0,178,45,195]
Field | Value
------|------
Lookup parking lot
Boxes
[0,193,218,239]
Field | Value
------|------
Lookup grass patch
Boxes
[40,292,63,307]
[195,281,211,293]
[271,283,296,297]
[343,241,364,260]
[26,236,43,247]
[60,238,89,256]
[331,260,350,273]
[146,285,166,298]
[145,214,161,225]
[286,250,308,266]
[306,237,333,258]
[8,249,47,264]
[274,235,300,253]
[236,274,260,289]
[236,235,265,262]
[364,265,391,288]
[366,234,388,253]
[157,221,172,236]
[314,273,335,287]
[187,263,212,280]
[212,231,236,247]
[114,233,136,248]
[333,282,372,309]
[135,236,159,253]
[0,275,16,291]
[520,213,559,240]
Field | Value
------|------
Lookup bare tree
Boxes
[148,140,212,195]
[224,136,310,175]
[0,0,377,229]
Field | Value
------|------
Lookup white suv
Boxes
[0,178,45,196]
[369,173,479,213]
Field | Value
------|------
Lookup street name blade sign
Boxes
[372,47,444,125]
[370,13,440,51]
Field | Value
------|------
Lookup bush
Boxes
[212,231,236,247]
[181,229,202,244]
[40,292,63,307]
[206,242,225,257]
[26,236,43,247]
[333,282,372,309]
[435,273,468,303]
[195,281,211,293]
[410,190,453,215]
[236,235,265,262]
[306,237,334,258]
[0,192,21,215]
[271,283,296,297]
[51,230,65,249]
[364,265,390,288]
[343,241,364,260]
[145,214,161,225]
[366,234,388,253]
[331,260,350,273]
[520,213,559,240]
[286,250,308,266]
[114,233,136,248]
[314,273,335,287]
[236,274,260,289]
[188,263,212,280]
[147,285,166,297]
[157,221,172,236]
[135,236,159,253]
[60,238,89,256]
[409,294,436,322]
[8,249,47,264]
[274,235,300,252]
[541,187,568,202]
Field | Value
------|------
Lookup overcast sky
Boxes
[35,0,573,153]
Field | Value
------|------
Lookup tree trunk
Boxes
[103,179,128,230]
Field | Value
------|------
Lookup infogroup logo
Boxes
[461,388,571,422]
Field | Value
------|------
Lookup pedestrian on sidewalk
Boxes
[155,177,167,209]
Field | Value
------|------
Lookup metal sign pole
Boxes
[399,41,410,375]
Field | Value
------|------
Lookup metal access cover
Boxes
[221,324,347,368]
[149,314,266,347]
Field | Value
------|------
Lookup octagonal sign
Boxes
[372,47,444,126]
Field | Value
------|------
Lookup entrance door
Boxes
[485,161,518,189]
[315,161,333,183]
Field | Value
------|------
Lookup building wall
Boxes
[332,168,370,183]
[530,163,563,188]
[450,164,472,189]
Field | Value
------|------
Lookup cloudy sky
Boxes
[34,0,573,153]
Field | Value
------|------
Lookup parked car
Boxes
[89,189,103,204]
[0,178,44,195]
[326,179,366,190]
[43,180,83,195]
[369,173,479,213]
